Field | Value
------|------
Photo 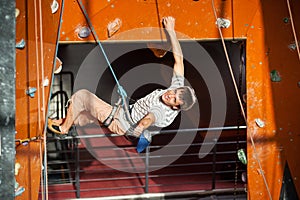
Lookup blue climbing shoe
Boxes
[136,130,151,153]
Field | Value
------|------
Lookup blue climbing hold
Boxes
[15,186,25,197]
[26,87,37,98]
[16,39,26,49]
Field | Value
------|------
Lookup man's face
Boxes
[161,89,183,110]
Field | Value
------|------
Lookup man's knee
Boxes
[73,89,92,99]
[75,89,90,95]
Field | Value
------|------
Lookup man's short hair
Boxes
[177,86,197,111]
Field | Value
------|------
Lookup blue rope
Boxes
[77,0,127,101]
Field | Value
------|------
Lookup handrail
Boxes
[45,120,247,198]
[48,125,247,140]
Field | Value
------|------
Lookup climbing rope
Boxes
[77,0,127,99]
[211,0,272,199]
[287,0,300,61]
[39,0,66,199]
[77,0,134,126]
[32,0,46,198]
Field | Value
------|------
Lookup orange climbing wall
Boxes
[57,0,300,199]
[13,0,300,199]
[15,0,62,199]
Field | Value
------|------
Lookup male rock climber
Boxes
[48,16,197,152]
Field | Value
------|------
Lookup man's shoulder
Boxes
[143,88,166,98]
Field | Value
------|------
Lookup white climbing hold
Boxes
[241,172,247,182]
[43,77,49,87]
[51,0,59,14]
[15,163,21,175]
[15,8,20,18]
[107,18,122,38]
[54,57,63,74]
[216,18,231,28]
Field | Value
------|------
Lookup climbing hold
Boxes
[241,172,247,182]
[54,57,63,74]
[270,70,281,82]
[43,77,49,87]
[288,41,299,51]
[15,186,25,197]
[255,118,265,128]
[15,163,21,175]
[283,17,289,23]
[147,42,171,58]
[78,26,91,38]
[216,18,231,28]
[26,87,37,98]
[237,149,247,165]
[14,180,19,190]
[242,94,247,103]
[20,139,29,146]
[51,0,59,14]
[15,8,20,18]
[107,18,122,38]
[16,39,26,49]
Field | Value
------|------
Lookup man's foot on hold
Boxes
[47,119,67,135]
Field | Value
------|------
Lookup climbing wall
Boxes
[57,0,300,199]
[14,0,63,199]
[4,0,299,199]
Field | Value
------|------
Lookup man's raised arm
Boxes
[163,17,184,77]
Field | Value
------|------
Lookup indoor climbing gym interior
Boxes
[0,0,300,199]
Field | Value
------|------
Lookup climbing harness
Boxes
[103,98,122,127]
[41,0,66,199]
[211,0,272,199]
[77,0,151,152]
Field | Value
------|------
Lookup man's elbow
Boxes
[142,114,155,127]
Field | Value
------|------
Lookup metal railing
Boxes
[44,73,247,199]
[44,125,247,199]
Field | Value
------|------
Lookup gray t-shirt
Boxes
[118,74,184,131]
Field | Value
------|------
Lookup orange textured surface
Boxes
[14,0,300,199]
[58,1,300,199]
